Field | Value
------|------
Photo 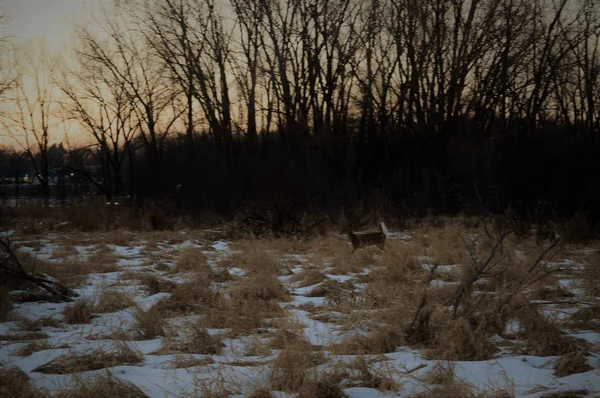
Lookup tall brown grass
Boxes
[0,366,48,397]
[54,372,148,398]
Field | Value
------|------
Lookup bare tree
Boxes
[1,44,58,206]
[57,56,138,200]
[74,5,179,177]
[134,0,234,155]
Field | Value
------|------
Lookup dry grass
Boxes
[20,255,86,288]
[421,223,471,266]
[231,271,288,301]
[308,233,351,259]
[132,305,166,339]
[581,252,600,297]
[93,288,135,313]
[0,365,48,397]
[298,380,348,398]
[173,247,209,272]
[101,231,138,246]
[416,355,506,397]
[540,390,590,398]
[162,355,215,369]
[331,249,376,275]
[170,327,223,355]
[344,356,398,391]
[224,240,281,275]
[411,305,498,361]
[85,244,119,273]
[246,388,275,398]
[268,329,314,350]
[269,343,316,392]
[63,300,93,324]
[155,275,221,316]
[370,241,424,284]
[530,283,575,301]
[516,307,588,356]
[17,316,62,331]
[54,372,148,398]
[12,341,53,357]
[243,335,272,357]
[291,268,328,287]
[331,324,404,355]
[203,297,285,336]
[233,307,286,337]
[553,351,593,377]
[49,245,78,260]
[306,279,346,299]
[569,305,600,331]
[0,332,48,341]
[133,273,175,295]
[31,343,143,374]
[411,383,478,398]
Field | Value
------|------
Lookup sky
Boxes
[1,0,103,50]
[0,1,108,148]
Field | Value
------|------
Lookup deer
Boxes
[343,221,389,253]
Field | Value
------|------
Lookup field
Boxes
[0,217,599,397]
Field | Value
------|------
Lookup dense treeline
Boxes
[2,0,600,233]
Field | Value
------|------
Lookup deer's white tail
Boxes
[380,221,389,237]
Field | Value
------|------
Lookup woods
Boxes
[1,0,600,232]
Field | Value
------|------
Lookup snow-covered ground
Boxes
[1,229,599,397]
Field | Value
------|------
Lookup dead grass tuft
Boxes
[540,390,590,398]
[269,344,316,392]
[63,300,93,324]
[18,316,62,331]
[85,245,119,273]
[345,356,398,391]
[225,240,281,275]
[243,335,272,357]
[332,325,404,355]
[13,341,52,357]
[331,249,376,274]
[425,224,471,266]
[135,273,175,295]
[54,372,148,398]
[93,288,135,313]
[411,383,477,398]
[246,388,275,398]
[132,305,166,339]
[174,247,209,272]
[517,307,588,356]
[0,332,49,341]
[553,351,593,377]
[427,313,498,360]
[20,254,86,288]
[569,305,600,331]
[308,233,351,259]
[581,252,600,297]
[232,272,288,301]
[174,327,223,355]
[292,268,328,287]
[0,365,48,397]
[298,380,348,398]
[32,343,143,374]
[269,329,314,350]
[530,282,574,301]
[162,355,215,369]
[424,361,456,385]
[155,278,221,316]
